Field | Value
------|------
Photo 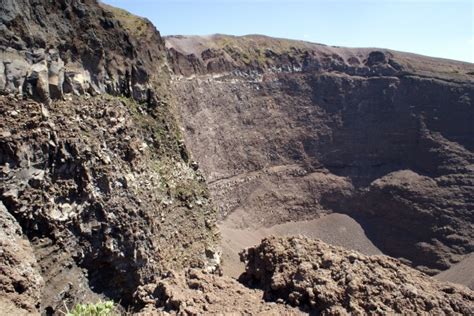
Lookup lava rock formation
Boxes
[0,0,473,314]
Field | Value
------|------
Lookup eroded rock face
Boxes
[0,1,222,313]
[169,35,474,275]
[0,0,168,103]
[0,202,44,315]
[354,169,474,274]
[1,1,473,314]
[241,236,474,315]
[0,95,219,313]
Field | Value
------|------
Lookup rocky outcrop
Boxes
[0,0,169,104]
[353,169,474,274]
[0,94,219,313]
[241,236,474,315]
[1,0,473,314]
[134,269,302,315]
[166,34,472,81]
[169,35,474,275]
[0,1,219,314]
[0,202,43,315]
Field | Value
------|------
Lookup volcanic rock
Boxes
[134,269,302,315]
[1,0,473,314]
[169,34,474,275]
[0,201,44,315]
[241,236,474,315]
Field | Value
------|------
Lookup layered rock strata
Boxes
[168,34,474,274]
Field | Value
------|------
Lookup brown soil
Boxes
[436,254,474,290]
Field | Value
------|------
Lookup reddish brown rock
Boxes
[134,269,302,315]
[241,236,474,315]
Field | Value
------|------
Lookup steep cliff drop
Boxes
[167,35,474,281]
[0,1,220,314]
[0,1,473,314]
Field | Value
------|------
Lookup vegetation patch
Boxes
[65,301,116,316]
[100,3,149,37]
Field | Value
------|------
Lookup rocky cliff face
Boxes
[1,1,473,314]
[168,35,474,275]
[0,0,169,104]
[0,1,219,314]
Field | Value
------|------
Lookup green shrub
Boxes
[66,301,115,316]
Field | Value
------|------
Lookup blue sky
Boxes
[102,0,473,63]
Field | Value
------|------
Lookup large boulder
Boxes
[25,60,50,103]
[63,69,92,96]
[47,51,64,100]
[3,56,28,95]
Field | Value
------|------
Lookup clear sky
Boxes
[102,0,473,63]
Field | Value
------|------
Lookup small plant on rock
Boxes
[65,300,116,316]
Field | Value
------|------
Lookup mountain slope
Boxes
[0,1,473,314]
[168,34,474,275]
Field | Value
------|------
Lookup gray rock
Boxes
[4,57,28,95]
[0,62,5,91]
[132,83,149,101]
[25,60,50,102]
[0,0,21,24]
[48,52,64,99]
[64,69,91,96]
[365,50,389,66]
[16,167,45,184]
